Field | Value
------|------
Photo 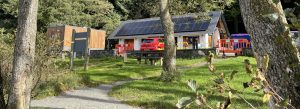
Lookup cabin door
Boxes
[124,39,134,50]
[183,36,199,49]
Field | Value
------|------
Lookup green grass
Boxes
[32,57,206,100]
[74,57,206,84]
[110,57,268,109]
[176,58,206,67]
[75,57,161,84]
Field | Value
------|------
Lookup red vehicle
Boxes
[140,38,164,51]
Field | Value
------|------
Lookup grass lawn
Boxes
[109,57,268,109]
[32,57,206,99]
[74,57,206,84]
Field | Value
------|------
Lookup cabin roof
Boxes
[108,11,229,39]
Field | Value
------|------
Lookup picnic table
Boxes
[129,51,164,65]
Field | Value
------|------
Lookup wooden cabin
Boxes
[108,11,230,51]
[47,25,106,51]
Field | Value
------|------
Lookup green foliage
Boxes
[262,93,272,103]
[214,78,225,84]
[39,0,121,32]
[244,59,253,75]
[0,28,14,103]
[32,73,83,99]
[187,80,198,92]
[176,97,193,109]
[0,0,121,33]
[116,0,235,20]
[272,0,280,4]
[176,53,297,109]
[0,0,18,31]
[230,70,238,80]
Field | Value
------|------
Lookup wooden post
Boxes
[160,57,163,66]
[145,58,148,64]
[70,29,76,70]
[123,51,128,62]
[150,59,154,65]
[137,58,141,64]
[62,52,66,61]
[84,28,91,71]
[154,59,158,66]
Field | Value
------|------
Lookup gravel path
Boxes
[30,81,139,109]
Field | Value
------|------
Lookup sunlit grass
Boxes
[74,57,206,84]
[110,57,268,109]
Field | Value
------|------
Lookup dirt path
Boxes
[30,81,139,109]
[31,58,223,109]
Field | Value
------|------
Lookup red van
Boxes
[140,38,164,51]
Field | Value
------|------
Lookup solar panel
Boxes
[174,24,181,32]
[200,21,210,30]
[153,27,159,33]
[123,23,133,28]
[153,26,163,34]
[136,28,144,35]
[144,28,152,35]
[116,16,212,36]
[172,18,180,24]
[151,20,160,27]
[139,28,147,35]
[117,28,125,36]
[186,17,194,22]
[192,22,202,31]
[179,23,195,32]
[127,28,135,36]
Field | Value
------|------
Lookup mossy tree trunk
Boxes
[6,0,38,109]
[159,0,178,82]
[239,0,300,108]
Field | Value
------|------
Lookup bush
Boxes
[0,31,89,100]
[32,73,83,99]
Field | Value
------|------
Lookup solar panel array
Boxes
[116,16,210,36]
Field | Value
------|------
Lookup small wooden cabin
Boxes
[108,11,230,51]
[47,25,106,51]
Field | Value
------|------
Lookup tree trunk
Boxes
[6,0,38,109]
[159,0,178,82]
[239,0,300,108]
[70,29,76,70]
[84,28,91,71]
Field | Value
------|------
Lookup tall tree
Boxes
[239,0,300,108]
[0,0,120,33]
[6,0,38,109]
[159,0,178,82]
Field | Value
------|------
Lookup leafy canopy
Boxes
[0,0,121,33]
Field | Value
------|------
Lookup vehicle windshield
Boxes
[142,39,154,43]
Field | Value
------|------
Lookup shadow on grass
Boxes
[58,94,125,105]
[126,101,176,109]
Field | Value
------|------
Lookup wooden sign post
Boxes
[70,29,76,71]
[84,28,91,71]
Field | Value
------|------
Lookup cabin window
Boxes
[142,39,154,43]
